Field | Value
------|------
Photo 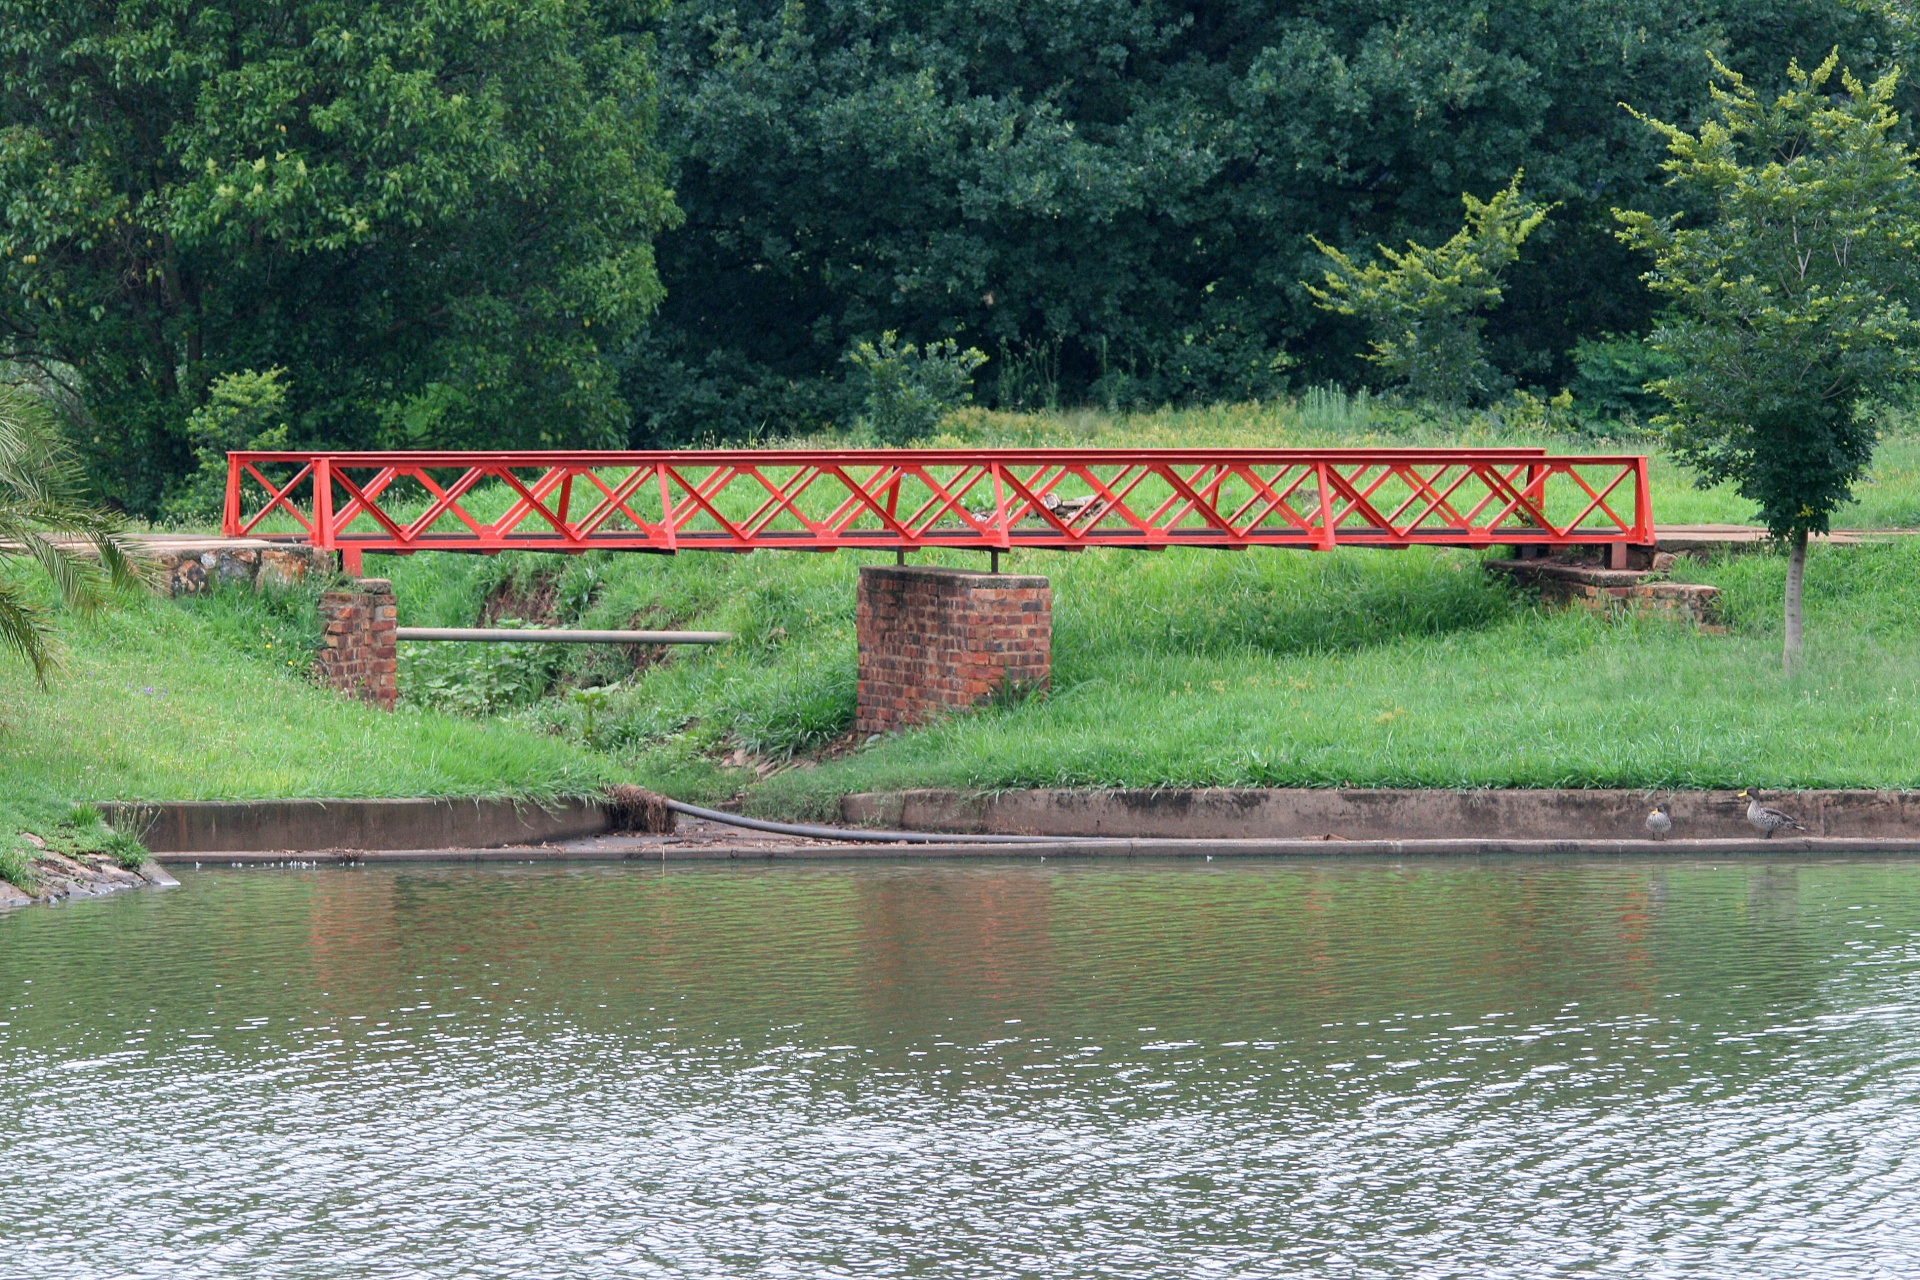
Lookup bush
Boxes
[164,369,292,520]
[1308,173,1555,406]
[846,332,988,445]
[1569,334,1680,424]
[400,629,568,718]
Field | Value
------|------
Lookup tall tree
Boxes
[0,0,677,515]
[1616,53,1920,671]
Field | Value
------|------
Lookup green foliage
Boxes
[401,626,567,718]
[570,686,614,749]
[1845,1,1915,56]
[632,0,1893,435]
[1295,386,1377,437]
[847,332,988,445]
[173,574,328,676]
[1616,54,1920,538]
[1569,335,1684,424]
[0,384,146,681]
[166,369,292,519]
[0,841,34,891]
[0,0,678,515]
[1309,174,1556,405]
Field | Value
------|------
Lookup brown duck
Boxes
[1738,790,1805,838]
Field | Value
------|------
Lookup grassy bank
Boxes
[8,397,1920,876]
[354,401,1920,811]
[0,569,618,880]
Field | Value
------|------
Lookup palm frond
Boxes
[0,579,54,684]
[0,382,151,677]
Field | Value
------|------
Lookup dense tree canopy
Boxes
[631,0,1899,441]
[3,0,1905,486]
[1,0,676,514]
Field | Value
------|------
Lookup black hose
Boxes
[661,798,1100,845]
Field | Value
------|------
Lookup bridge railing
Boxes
[223,447,1653,562]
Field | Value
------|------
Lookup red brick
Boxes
[855,565,1050,732]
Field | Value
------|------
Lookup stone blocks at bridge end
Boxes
[317,578,398,710]
[856,564,1050,734]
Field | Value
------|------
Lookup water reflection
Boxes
[3,857,1918,1277]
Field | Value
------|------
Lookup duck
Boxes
[1738,789,1805,838]
[1645,802,1672,840]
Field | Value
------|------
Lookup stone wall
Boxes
[855,564,1051,733]
[145,538,332,596]
[1487,559,1721,626]
[316,578,398,710]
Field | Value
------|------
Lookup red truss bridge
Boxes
[224,447,1654,572]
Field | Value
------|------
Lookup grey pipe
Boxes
[662,798,1102,845]
[397,628,732,644]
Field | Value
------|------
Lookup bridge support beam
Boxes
[856,564,1050,734]
[317,578,398,710]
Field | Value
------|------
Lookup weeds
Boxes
[0,841,36,892]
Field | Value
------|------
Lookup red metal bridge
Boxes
[224,447,1653,573]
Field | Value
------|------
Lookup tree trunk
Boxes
[1784,527,1808,673]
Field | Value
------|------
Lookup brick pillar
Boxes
[316,578,398,710]
[856,564,1050,734]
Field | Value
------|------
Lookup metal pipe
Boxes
[396,628,732,644]
[662,798,1102,845]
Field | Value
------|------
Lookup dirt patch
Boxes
[480,570,561,627]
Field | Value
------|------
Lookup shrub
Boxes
[1569,334,1680,424]
[164,369,292,520]
[846,332,988,444]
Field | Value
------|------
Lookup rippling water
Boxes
[5,858,1920,1277]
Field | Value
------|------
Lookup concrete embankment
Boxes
[79,790,1920,864]
[841,787,1920,843]
[103,797,608,855]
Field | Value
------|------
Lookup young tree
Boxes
[1307,174,1555,406]
[846,333,988,445]
[1616,53,1920,672]
[0,0,677,515]
[0,385,144,681]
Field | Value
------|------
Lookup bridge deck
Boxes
[223,448,1655,570]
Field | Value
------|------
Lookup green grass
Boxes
[750,542,1920,817]
[0,570,621,883]
[346,401,1920,811]
[10,396,1920,877]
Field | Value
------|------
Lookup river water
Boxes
[3,857,1919,1278]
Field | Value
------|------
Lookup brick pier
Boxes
[317,578,398,709]
[855,564,1051,733]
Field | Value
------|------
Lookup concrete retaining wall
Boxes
[841,787,1920,842]
[101,798,609,854]
[105,789,1920,859]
